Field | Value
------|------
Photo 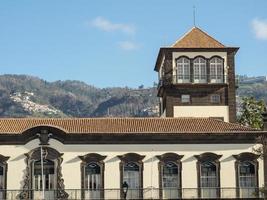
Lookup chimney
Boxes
[263,109,267,131]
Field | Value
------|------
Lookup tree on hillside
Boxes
[238,97,266,129]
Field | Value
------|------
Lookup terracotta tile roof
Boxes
[172,27,225,48]
[0,118,256,134]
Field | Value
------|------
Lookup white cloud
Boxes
[118,41,139,51]
[90,17,135,35]
[251,18,267,40]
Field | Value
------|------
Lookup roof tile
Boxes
[172,27,225,48]
[0,118,256,134]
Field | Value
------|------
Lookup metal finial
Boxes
[193,6,196,27]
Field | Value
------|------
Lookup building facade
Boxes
[0,27,266,200]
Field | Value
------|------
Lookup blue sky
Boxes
[0,0,267,88]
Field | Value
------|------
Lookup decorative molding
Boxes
[194,152,222,162]
[0,132,264,145]
[118,153,145,163]
[36,129,52,145]
[233,152,260,162]
[19,147,68,199]
[79,153,107,163]
[156,152,184,162]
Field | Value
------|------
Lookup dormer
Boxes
[155,27,239,122]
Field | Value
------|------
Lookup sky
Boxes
[0,0,267,88]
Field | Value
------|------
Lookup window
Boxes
[123,162,140,192]
[176,57,190,83]
[33,159,55,190]
[181,95,190,103]
[20,147,68,200]
[195,153,221,198]
[210,57,224,83]
[157,153,183,199]
[79,153,106,200]
[210,94,220,104]
[193,57,207,83]
[163,162,178,188]
[118,153,145,200]
[0,155,9,200]
[233,152,259,198]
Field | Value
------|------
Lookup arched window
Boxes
[33,159,55,191]
[210,57,224,83]
[20,147,68,200]
[193,57,207,83]
[123,162,140,194]
[176,57,190,83]
[195,153,221,198]
[118,153,145,200]
[157,153,183,199]
[233,153,259,198]
[79,153,106,200]
[200,161,218,197]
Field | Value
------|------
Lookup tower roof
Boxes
[172,26,225,48]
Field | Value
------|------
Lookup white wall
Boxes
[2,139,263,190]
[173,106,229,122]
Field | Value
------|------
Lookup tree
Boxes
[238,97,267,198]
[238,97,266,129]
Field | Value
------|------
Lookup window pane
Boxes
[210,57,223,81]
[200,162,217,187]
[85,163,101,190]
[163,162,178,188]
[177,57,190,81]
[181,95,190,103]
[123,162,140,189]
[194,57,206,81]
[33,160,55,190]
[239,162,256,187]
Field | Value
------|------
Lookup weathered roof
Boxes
[172,27,225,48]
[0,118,256,134]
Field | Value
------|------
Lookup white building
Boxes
[0,27,266,200]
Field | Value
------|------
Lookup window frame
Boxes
[175,56,191,83]
[181,94,191,104]
[118,153,145,199]
[194,152,222,198]
[156,153,184,199]
[19,147,68,199]
[0,155,9,199]
[233,152,259,198]
[193,56,207,83]
[209,56,224,83]
[79,153,106,200]
[210,94,221,104]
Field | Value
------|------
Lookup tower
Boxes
[155,27,239,122]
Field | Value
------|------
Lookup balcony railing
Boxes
[0,187,263,199]
[158,75,228,88]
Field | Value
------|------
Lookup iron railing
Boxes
[0,187,263,199]
[158,75,229,88]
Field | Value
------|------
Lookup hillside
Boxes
[0,75,158,117]
[0,74,266,118]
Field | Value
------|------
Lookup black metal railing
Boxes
[0,187,263,199]
[158,74,228,88]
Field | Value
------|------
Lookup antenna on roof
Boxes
[193,6,196,27]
